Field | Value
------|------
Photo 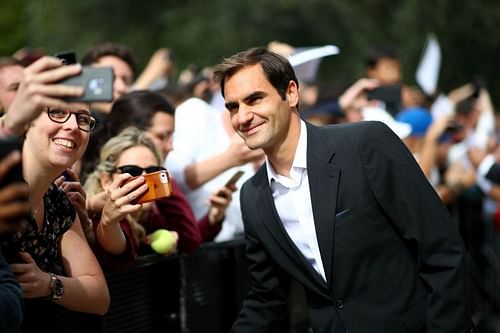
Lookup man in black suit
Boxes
[213,47,472,333]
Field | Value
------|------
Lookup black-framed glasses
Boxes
[46,108,98,132]
[114,165,166,177]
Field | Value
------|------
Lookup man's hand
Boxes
[338,78,380,111]
[0,151,30,235]
[208,185,236,225]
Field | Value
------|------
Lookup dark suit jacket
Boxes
[486,162,500,184]
[232,121,469,333]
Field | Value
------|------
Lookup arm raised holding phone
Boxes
[1,56,86,137]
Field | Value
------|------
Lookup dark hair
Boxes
[81,42,138,76]
[213,47,298,100]
[364,45,399,69]
[0,57,24,70]
[107,90,175,137]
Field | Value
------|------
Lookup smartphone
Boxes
[0,137,24,188]
[132,170,173,204]
[366,85,401,104]
[366,84,402,116]
[60,67,114,103]
[61,170,75,182]
[55,50,77,65]
[445,122,464,134]
[217,170,244,197]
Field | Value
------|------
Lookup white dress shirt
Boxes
[266,120,326,281]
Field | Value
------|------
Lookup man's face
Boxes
[223,64,298,151]
[146,111,175,159]
[91,55,134,114]
[367,58,401,85]
[0,65,24,112]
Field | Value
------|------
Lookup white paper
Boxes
[416,34,441,96]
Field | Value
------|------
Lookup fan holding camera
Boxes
[83,127,235,269]
[0,53,112,331]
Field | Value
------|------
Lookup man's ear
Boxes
[99,171,112,190]
[286,80,299,108]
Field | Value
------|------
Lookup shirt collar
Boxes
[266,120,308,186]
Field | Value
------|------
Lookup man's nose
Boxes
[238,105,253,124]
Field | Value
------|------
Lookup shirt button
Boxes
[335,299,344,309]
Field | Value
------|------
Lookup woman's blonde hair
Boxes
[84,126,163,245]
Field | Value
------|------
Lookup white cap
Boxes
[362,106,412,139]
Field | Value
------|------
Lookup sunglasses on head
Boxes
[115,165,166,177]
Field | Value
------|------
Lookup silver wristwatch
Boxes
[49,273,64,300]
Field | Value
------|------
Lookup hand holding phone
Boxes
[366,84,402,115]
[130,170,173,204]
[55,50,113,103]
[217,171,244,197]
[59,67,114,103]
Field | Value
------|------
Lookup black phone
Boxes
[59,67,114,102]
[445,122,464,133]
[0,137,24,188]
[366,85,402,105]
[61,170,75,182]
[217,170,244,197]
[55,50,77,65]
[366,85,402,116]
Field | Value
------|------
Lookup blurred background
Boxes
[1,0,499,105]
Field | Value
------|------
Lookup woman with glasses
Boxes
[83,127,233,269]
[0,103,110,330]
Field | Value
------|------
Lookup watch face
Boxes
[51,274,64,300]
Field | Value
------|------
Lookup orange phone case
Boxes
[134,170,173,204]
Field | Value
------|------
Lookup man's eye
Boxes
[226,105,238,113]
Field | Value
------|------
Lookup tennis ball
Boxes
[150,229,175,254]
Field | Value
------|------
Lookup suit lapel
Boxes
[254,171,329,294]
[307,124,340,290]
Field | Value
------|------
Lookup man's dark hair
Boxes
[0,57,24,70]
[364,45,399,69]
[213,47,299,100]
[81,42,138,76]
[107,90,174,137]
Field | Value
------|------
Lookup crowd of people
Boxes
[0,39,497,332]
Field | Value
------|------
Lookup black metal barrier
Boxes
[55,239,252,333]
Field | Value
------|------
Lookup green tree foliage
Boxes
[0,0,29,56]
[1,0,499,104]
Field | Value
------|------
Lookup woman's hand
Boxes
[100,173,148,226]
[55,168,92,235]
[9,252,51,299]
